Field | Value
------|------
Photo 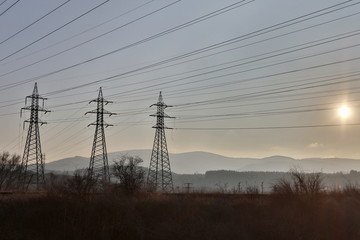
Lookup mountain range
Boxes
[45,149,360,174]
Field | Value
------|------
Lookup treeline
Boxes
[3,149,360,195]
[173,169,360,192]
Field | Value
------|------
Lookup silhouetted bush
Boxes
[44,172,71,196]
[245,185,260,195]
[62,169,98,197]
[272,168,324,197]
[341,183,360,196]
[0,152,22,190]
[112,155,145,194]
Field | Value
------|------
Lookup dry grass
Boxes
[0,191,360,240]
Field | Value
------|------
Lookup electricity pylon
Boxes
[20,82,50,190]
[147,91,175,192]
[86,87,115,183]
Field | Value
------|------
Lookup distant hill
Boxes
[45,149,360,174]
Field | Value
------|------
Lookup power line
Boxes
[170,87,360,113]
[143,10,360,79]
[36,30,360,102]
[0,0,8,7]
[0,0,357,100]
[163,71,360,105]
[27,0,360,97]
[44,96,360,125]
[27,82,360,126]
[149,99,360,124]
[0,68,358,118]
[75,23,360,100]
[0,0,182,79]
[31,100,360,158]
[0,0,352,102]
[0,0,352,109]
[175,123,360,131]
[0,0,71,45]
[0,0,110,62]
[0,63,358,117]
[0,0,254,91]
[1,5,358,104]
[0,0,20,17]
[53,58,360,108]
[0,0,156,66]
[0,32,358,107]
[4,4,356,104]
[3,1,360,161]
[106,45,360,102]
[175,102,360,121]
[117,0,359,82]
[44,127,91,159]
[41,103,89,141]
[171,57,360,108]
[169,0,359,60]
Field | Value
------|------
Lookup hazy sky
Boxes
[1,0,360,162]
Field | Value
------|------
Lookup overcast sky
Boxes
[1,0,360,162]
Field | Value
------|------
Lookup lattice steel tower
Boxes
[147,91,175,192]
[86,87,114,183]
[21,83,50,190]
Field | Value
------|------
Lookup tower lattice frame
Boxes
[147,91,175,192]
[86,87,115,183]
[20,83,50,190]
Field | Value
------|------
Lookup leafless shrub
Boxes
[245,185,260,195]
[215,183,228,193]
[341,183,360,196]
[0,152,22,190]
[64,169,98,197]
[272,178,294,196]
[304,171,323,195]
[272,167,324,197]
[44,172,71,196]
[112,155,145,194]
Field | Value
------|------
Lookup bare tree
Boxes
[272,178,294,196]
[245,185,260,195]
[272,167,324,197]
[112,155,145,194]
[64,169,98,197]
[215,182,228,193]
[0,152,22,190]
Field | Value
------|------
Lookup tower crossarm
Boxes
[89,99,113,104]
[23,119,47,127]
[85,109,116,116]
[21,106,50,114]
[87,122,113,128]
[21,106,49,111]
[152,125,173,129]
[150,113,175,118]
[150,103,173,108]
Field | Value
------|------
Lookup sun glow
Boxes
[338,105,351,119]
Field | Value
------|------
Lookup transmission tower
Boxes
[86,87,115,183]
[20,82,50,190]
[147,91,175,192]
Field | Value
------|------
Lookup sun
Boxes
[338,105,351,119]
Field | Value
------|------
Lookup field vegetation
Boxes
[2,189,360,239]
[1,152,360,239]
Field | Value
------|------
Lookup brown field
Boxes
[1,191,360,240]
